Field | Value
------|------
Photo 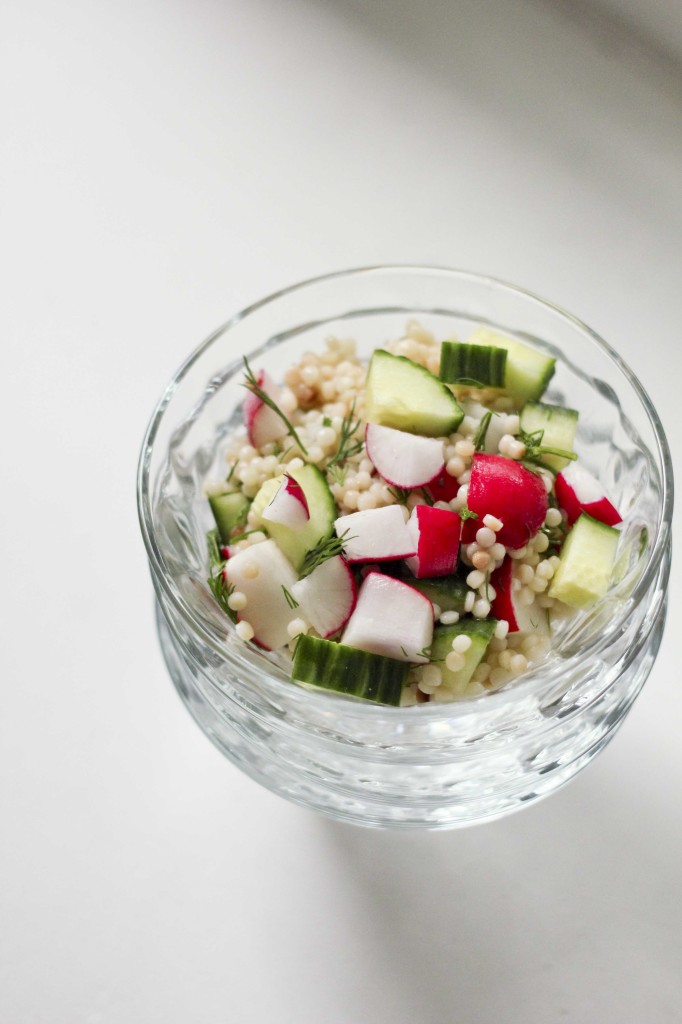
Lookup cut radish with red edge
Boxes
[405,505,461,578]
[490,556,549,636]
[291,555,357,638]
[243,368,290,449]
[341,571,434,663]
[262,473,310,531]
[365,423,444,488]
[334,506,416,563]
[555,462,621,528]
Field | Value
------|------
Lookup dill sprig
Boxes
[281,585,299,609]
[519,427,577,470]
[458,506,479,522]
[387,485,411,505]
[300,529,355,578]
[241,356,308,455]
[473,411,493,452]
[326,400,364,474]
[206,529,237,622]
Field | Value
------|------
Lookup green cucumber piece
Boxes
[430,618,496,694]
[208,492,250,543]
[439,341,507,387]
[468,328,555,404]
[292,634,408,705]
[365,349,464,437]
[548,513,619,608]
[520,401,578,472]
[263,464,336,572]
[404,574,469,613]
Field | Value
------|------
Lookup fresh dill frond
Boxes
[281,586,299,609]
[299,529,355,578]
[458,506,479,521]
[241,356,308,455]
[473,411,493,452]
[519,427,577,470]
[326,400,364,473]
[206,530,237,622]
[387,485,411,506]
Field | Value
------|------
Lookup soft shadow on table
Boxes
[316,767,681,1023]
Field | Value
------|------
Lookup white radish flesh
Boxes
[334,505,416,563]
[341,571,434,663]
[224,539,299,650]
[291,555,357,638]
[365,422,444,487]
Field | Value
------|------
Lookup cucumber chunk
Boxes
[520,401,578,472]
[468,328,555,404]
[263,464,336,572]
[292,634,408,705]
[548,513,620,608]
[430,619,496,694]
[403,573,469,613]
[365,349,464,436]
[208,492,250,543]
[439,341,507,387]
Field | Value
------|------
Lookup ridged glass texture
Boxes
[137,267,673,829]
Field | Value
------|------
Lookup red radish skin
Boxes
[334,506,416,563]
[555,463,622,528]
[243,369,289,449]
[467,454,548,549]
[405,506,461,578]
[262,473,310,530]
[490,556,550,636]
[291,555,357,638]
[426,469,460,504]
[365,423,445,489]
[341,571,434,663]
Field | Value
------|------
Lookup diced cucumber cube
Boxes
[365,349,464,436]
[292,634,408,705]
[468,328,555,404]
[439,341,507,387]
[520,401,578,472]
[548,513,620,608]
[208,491,250,543]
[430,618,496,694]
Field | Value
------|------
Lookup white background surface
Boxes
[2,1,681,1021]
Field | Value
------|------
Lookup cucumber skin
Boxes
[264,465,336,572]
[208,492,250,543]
[404,574,469,613]
[292,634,408,705]
[439,342,507,387]
[366,349,464,437]
[431,618,496,692]
[468,328,555,404]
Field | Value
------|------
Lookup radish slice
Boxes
[334,506,416,563]
[405,506,461,578]
[365,423,444,488]
[555,462,622,528]
[291,555,357,638]
[243,369,288,449]
[341,571,434,663]
[467,453,548,549]
[490,556,550,636]
[224,539,298,650]
[425,469,460,503]
[262,473,310,531]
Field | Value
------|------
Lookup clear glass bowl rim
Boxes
[137,264,674,720]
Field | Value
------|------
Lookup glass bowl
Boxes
[137,266,673,829]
